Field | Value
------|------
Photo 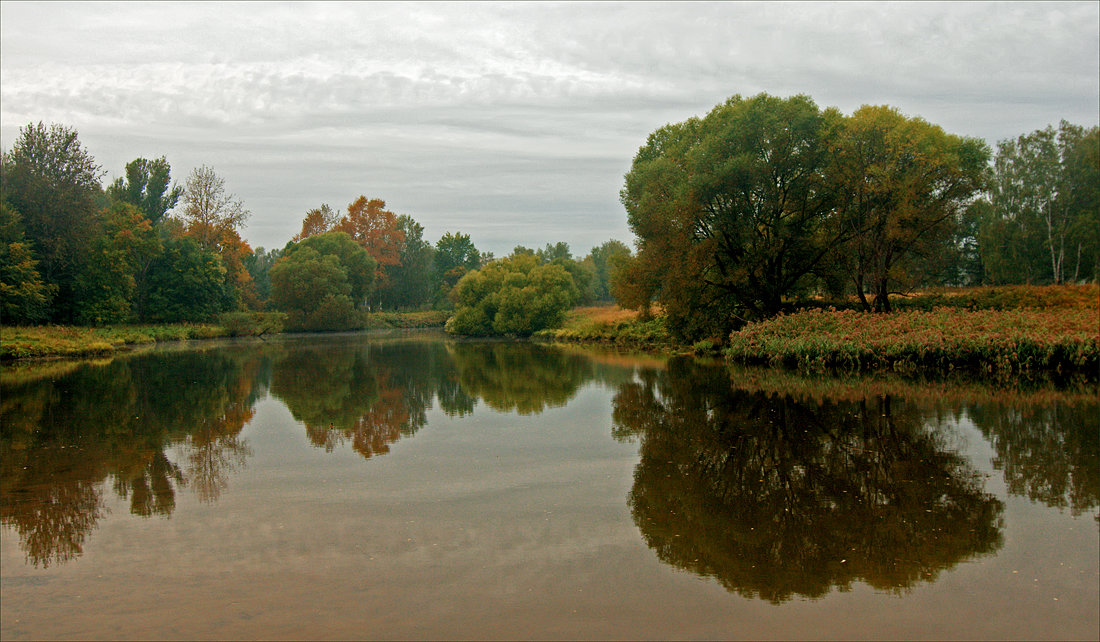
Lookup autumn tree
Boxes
[180,165,249,252]
[106,156,183,223]
[829,105,989,311]
[336,196,405,278]
[293,203,340,242]
[179,166,256,310]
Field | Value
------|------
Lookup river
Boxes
[1,331,1097,640]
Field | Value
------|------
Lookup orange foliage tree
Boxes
[335,196,406,295]
[292,203,340,242]
[336,197,405,268]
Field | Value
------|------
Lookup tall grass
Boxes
[534,305,673,350]
[0,323,229,360]
[726,307,1099,376]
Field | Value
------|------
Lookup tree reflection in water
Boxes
[969,403,1099,519]
[0,350,263,567]
[3,338,1093,574]
[612,357,1006,604]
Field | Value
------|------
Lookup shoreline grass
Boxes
[1,310,449,361]
[724,307,1099,377]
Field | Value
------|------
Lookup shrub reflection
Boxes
[612,357,1006,603]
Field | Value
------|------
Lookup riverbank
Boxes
[724,306,1099,377]
[0,310,450,361]
[537,285,1100,379]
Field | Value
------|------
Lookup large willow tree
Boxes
[620,93,843,340]
[619,93,990,340]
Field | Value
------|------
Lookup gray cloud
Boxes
[2,1,1096,254]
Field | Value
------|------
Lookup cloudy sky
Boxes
[2,1,1097,256]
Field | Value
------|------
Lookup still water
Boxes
[1,331,1097,640]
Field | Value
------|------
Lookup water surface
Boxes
[2,332,1097,640]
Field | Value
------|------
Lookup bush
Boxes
[447,254,578,337]
[218,311,287,336]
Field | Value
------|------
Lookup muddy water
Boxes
[2,332,1097,640]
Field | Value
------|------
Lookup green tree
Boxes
[433,231,481,307]
[269,239,371,331]
[1,122,104,322]
[620,93,843,341]
[829,105,989,311]
[980,121,1100,284]
[283,231,376,307]
[106,156,183,223]
[378,214,435,310]
[586,239,632,302]
[0,200,55,324]
[73,202,162,325]
[244,246,282,304]
[140,236,228,322]
[446,253,578,336]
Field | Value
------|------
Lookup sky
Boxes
[1,1,1097,257]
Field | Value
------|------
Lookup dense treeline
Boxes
[2,95,1096,337]
[614,93,1099,342]
[0,121,630,331]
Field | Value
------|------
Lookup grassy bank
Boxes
[533,305,675,351]
[540,285,1100,378]
[0,323,231,360]
[725,307,1099,377]
[1,310,450,361]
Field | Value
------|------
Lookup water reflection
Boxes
[970,403,1099,518]
[0,350,263,567]
[612,357,1007,603]
[2,337,1095,577]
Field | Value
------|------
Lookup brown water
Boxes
[1,332,1097,640]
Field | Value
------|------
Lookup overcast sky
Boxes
[2,1,1097,256]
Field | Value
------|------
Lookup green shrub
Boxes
[218,311,287,337]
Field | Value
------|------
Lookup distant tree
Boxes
[829,105,989,311]
[586,239,632,302]
[244,246,282,304]
[446,253,578,337]
[378,214,435,310]
[536,241,572,264]
[335,196,405,277]
[292,203,340,242]
[1,122,104,322]
[106,156,183,223]
[180,165,249,252]
[433,232,482,307]
[980,122,1100,285]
